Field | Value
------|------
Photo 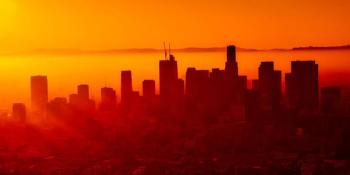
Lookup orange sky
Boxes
[0,0,349,52]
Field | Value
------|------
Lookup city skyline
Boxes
[2,44,350,174]
[1,0,350,173]
[2,47,346,109]
[14,45,325,118]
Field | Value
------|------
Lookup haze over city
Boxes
[0,0,350,174]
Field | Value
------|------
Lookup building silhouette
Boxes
[71,84,95,113]
[143,80,155,100]
[77,84,89,100]
[321,86,341,114]
[121,70,133,106]
[185,68,210,105]
[285,61,319,111]
[48,97,68,116]
[30,75,48,114]
[12,103,26,121]
[225,45,238,78]
[159,54,183,116]
[100,87,117,111]
[224,45,247,105]
[258,62,282,111]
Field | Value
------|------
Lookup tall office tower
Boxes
[142,80,155,99]
[31,76,48,114]
[185,67,197,97]
[121,70,133,105]
[185,68,210,101]
[100,87,117,111]
[285,73,293,107]
[159,54,180,114]
[142,80,156,113]
[252,79,259,91]
[237,75,248,97]
[69,94,79,106]
[209,68,226,113]
[186,69,211,115]
[77,84,89,100]
[76,84,95,113]
[225,45,238,78]
[48,97,68,116]
[12,103,26,121]
[285,61,319,111]
[258,62,282,110]
[245,90,260,122]
[321,86,341,114]
[175,78,185,115]
[273,70,282,106]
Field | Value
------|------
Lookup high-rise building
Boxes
[185,67,197,97]
[159,54,180,114]
[258,62,282,110]
[48,97,68,116]
[75,84,95,113]
[223,45,247,105]
[77,84,89,100]
[245,90,260,122]
[30,75,48,114]
[69,94,79,106]
[142,80,155,99]
[225,45,238,78]
[121,70,133,105]
[285,61,319,111]
[252,79,259,91]
[321,86,341,114]
[185,69,210,103]
[209,68,226,114]
[100,87,117,111]
[12,103,26,121]
[142,80,156,113]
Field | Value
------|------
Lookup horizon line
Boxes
[1,44,350,56]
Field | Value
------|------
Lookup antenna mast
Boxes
[168,43,171,56]
[163,42,168,59]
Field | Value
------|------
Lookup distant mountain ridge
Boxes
[3,45,350,55]
[292,45,350,50]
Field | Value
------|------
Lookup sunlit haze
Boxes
[1,1,350,174]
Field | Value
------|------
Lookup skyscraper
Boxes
[121,70,133,105]
[209,68,226,114]
[321,86,341,114]
[12,103,26,121]
[30,75,48,114]
[223,45,247,105]
[159,54,180,115]
[77,84,89,100]
[285,61,319,111]
[142,80,155,99]
[258,62,282,110]
[225,45,238,78]
[185,68,210,104]
[100,87,117,111]
[142,80,156,113]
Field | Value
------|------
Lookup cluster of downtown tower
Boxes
[12,45,340,124]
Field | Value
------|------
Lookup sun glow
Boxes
[0,0,17,19]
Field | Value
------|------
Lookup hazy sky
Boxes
[0,0,349,52]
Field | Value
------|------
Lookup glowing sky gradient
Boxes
[0,0,349,52]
